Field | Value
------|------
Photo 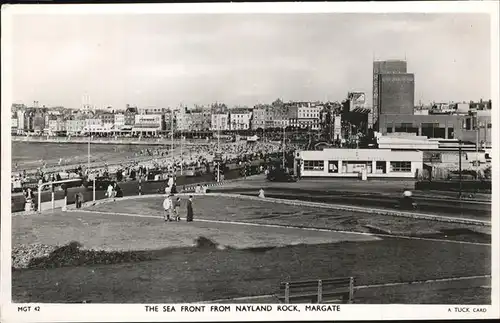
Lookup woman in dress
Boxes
[186,195,194,222]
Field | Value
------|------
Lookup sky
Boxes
[8,12,492,110]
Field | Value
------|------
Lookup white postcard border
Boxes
[1,1,499,322]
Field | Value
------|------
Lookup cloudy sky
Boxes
[8,12,491,109]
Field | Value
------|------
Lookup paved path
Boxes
[222,176,491,201]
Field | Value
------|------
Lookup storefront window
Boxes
[344,161,370,173]
[376,161,386,174]
[303,160,324,171]
[328,161,338,173]
[390,161,411,172]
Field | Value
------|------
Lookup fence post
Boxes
[51,184,55,210]
[317,280,323,303]
[62,185,68,211]
[348,277,354,304]
[38,184,42,213]
[93,178,96,202]
[284,283,290,304]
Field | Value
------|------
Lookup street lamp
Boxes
[171,109,174,160]
[475,125,480,180]
[282,126,286,169]
[180,135,184,175]
[217,116,220,183]
[458,139,462,198]
[87,133,91,170]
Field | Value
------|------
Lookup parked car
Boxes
[184,167,202,177]
[267,168,297,182]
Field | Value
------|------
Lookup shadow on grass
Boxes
[12,237,491,304]
[16,236,240,271]
[14,226,490,273]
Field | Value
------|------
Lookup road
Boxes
[209,177,491,219]
[11,173,491,219]
[11,169,243,213]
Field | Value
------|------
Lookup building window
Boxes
[447,127,454,139]
[386,127,393,133]
[328,161,338,173]
[390,161,411,172]
[376,161,386,174]
[343,161,370,173]
[304,160,324,171]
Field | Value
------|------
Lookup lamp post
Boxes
[458,139,462,198]
[217,116,220,183]
[171,109,174,161]
[87,133,91,170]
[476,126,479,180]
[180,135,184,175]
[282,126,286,169]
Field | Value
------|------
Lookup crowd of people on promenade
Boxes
[12,139,298,194]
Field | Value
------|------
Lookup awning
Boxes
[466,152,486,163]
[132,127,160,132]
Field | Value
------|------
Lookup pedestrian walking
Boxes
[167,175,174,190]
[106,183,114,199]
[114,183,123,198]
[174,196,181,221]
[163,194,172,222]
[186,195,194,222]
[75,193,81,209]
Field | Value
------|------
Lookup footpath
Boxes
[219,175,491,203]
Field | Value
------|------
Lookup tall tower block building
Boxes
[372,60,414,130]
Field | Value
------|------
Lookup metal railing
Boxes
[37,178,93,213]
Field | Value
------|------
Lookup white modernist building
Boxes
[295,148,423,178]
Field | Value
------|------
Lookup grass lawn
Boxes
[12,238,490,303]
[86,196,491,242]
[12,196,491,304]
[14,206,380,252]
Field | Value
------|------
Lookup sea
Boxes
[11,141,175,170]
